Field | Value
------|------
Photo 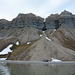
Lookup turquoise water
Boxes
[0,62,75,75]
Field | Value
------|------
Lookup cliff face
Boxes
[8,13,44,30]
[0,10,75,30]
[45,10,75,29]
[0,19,10,29]
[45,14,59,29]
[59,10,75,27]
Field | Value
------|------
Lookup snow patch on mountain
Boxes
[45,37,51,41]
[0,44,13,55]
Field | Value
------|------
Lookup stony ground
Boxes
[0,27,75,61]
[27,31,75,61]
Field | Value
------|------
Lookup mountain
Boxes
[0,10,75,30]
[8,13,44,29]
[45,10,75,29]
[0,10,75,61]
[0,19,10,29]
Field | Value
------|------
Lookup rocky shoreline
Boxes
[0,60,75,64]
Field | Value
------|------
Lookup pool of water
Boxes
[0,62,75,75]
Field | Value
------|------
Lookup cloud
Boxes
[64,1,75,13]
[0,0,74,20]
[28,0,70,17]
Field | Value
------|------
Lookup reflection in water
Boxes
[0,63,75,75]
[0,63,10,75]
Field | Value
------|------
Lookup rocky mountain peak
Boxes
[27,13,36,17]
[0,19,9,23]
[9,13,44,29]
[16,13,36,19]
[60,10,72,16]
[0,10,75,30]
[0,19,9,29]
[16,13,25,18]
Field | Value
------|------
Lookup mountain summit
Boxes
[0,10,75,61]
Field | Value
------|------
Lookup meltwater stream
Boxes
[0,62,75,75]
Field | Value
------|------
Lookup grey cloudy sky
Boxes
[0,0,75,21]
